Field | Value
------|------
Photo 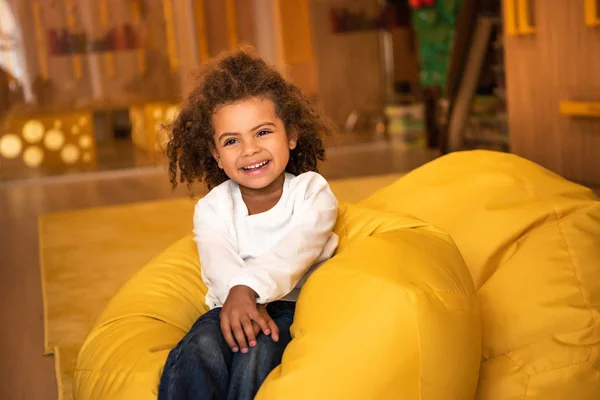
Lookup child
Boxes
[158,47,340,400]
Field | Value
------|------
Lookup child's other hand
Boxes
[256,304,280,342]
[251,306,280,341]
[221,286,278,353]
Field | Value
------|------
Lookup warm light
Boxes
[79,135,92,149]
[71,125,81,135]
[130,110,142,125]
[23,146,44,167]
[165,106,179,122]
[79,116,89,126]
[82,152,92,163]
[152,108,164,119]
[61,144,80,164]
[44,129,65,151]
[22,120,45,144]
[0,134,23,159]
[54,120,63,129]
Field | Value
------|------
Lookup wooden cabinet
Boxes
[503,0,600,185]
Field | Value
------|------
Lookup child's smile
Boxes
[241,159,270,173]
[211,97,297,193]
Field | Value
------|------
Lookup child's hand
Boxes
[250,306,280,341]
[221,286,278,353]
[256,304,280,341]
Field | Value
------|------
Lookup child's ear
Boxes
[288,130,298,150]
[211,148,223,169]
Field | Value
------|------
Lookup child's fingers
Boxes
[220,316,239,352]
[250,310,271,335]
[268,319,280,342]
[251,320,262,336]
[240,316,257,349]
[231,319,249,353]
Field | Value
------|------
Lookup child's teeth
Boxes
[244,161,267,170]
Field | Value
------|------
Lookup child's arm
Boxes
[227,173,338,304]
[194,201,278,352]
[193,200,250,308]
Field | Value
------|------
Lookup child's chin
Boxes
[239,180,271,190]
[237,175,276,190]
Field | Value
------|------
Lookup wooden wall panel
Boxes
[553,4,600,184]
[309,0,384,126]
[235,0,257,47]
[504,0,600,184]
[204,0,230,56]
[278,0,317,96]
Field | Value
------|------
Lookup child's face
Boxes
[211,97,297,191]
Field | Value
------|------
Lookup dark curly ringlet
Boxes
[167,45,336,193]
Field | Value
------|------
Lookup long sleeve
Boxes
[228,173,339,304]
[193,199,246,309]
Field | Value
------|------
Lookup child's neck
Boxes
[239,172,286,215]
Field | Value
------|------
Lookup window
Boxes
[0,0,32,102]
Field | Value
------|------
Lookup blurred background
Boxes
[1,0,446,182]
[1,0,598,186]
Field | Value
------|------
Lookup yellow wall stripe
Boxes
[65,0,82,80]
[32,1,49,80]
[162,0,180,71]
[194,0,209,62]
[225,0,238,50]
[99,0,116,78]
[131,0,146,75]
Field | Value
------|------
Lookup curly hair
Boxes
[167,46,336,192]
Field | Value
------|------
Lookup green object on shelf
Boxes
[412,0,462,90]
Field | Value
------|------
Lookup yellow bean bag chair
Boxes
[75,150,600,399]
[361,150,600,399]
[74,206,481,399]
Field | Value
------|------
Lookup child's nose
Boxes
[242,139,260,156]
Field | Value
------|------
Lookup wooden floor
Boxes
[0,137,438,400]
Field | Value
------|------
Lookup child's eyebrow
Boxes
[218,132,238,142]
[218,122,276,141]
[250,122,276,131]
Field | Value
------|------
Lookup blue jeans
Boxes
[158,301,295,400]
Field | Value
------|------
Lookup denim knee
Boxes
[179,325,228,362]
[159,317,231,399]
[240,333,285,372]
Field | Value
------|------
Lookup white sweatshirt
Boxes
[193,171,339,309]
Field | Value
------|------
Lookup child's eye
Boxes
[257,130,271,137]
[224,139,237,146]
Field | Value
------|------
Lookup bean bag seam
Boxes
[502,352,595,377]
[529,358,596,376]
[492,326,594,370]
[93,314,191,334]
[73,367,151,375]
[502,352,522,369]
[551,203,599,328]
[521,360,600,400]
[336,208,449,243]
[482,202,595,262]
[415,308,423,400]
[477,202,600,303]
[79,314,190,360]
[98,313,191,331]
[482,205,593,281]
[72,369,159,398]
[523,375,531,399]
